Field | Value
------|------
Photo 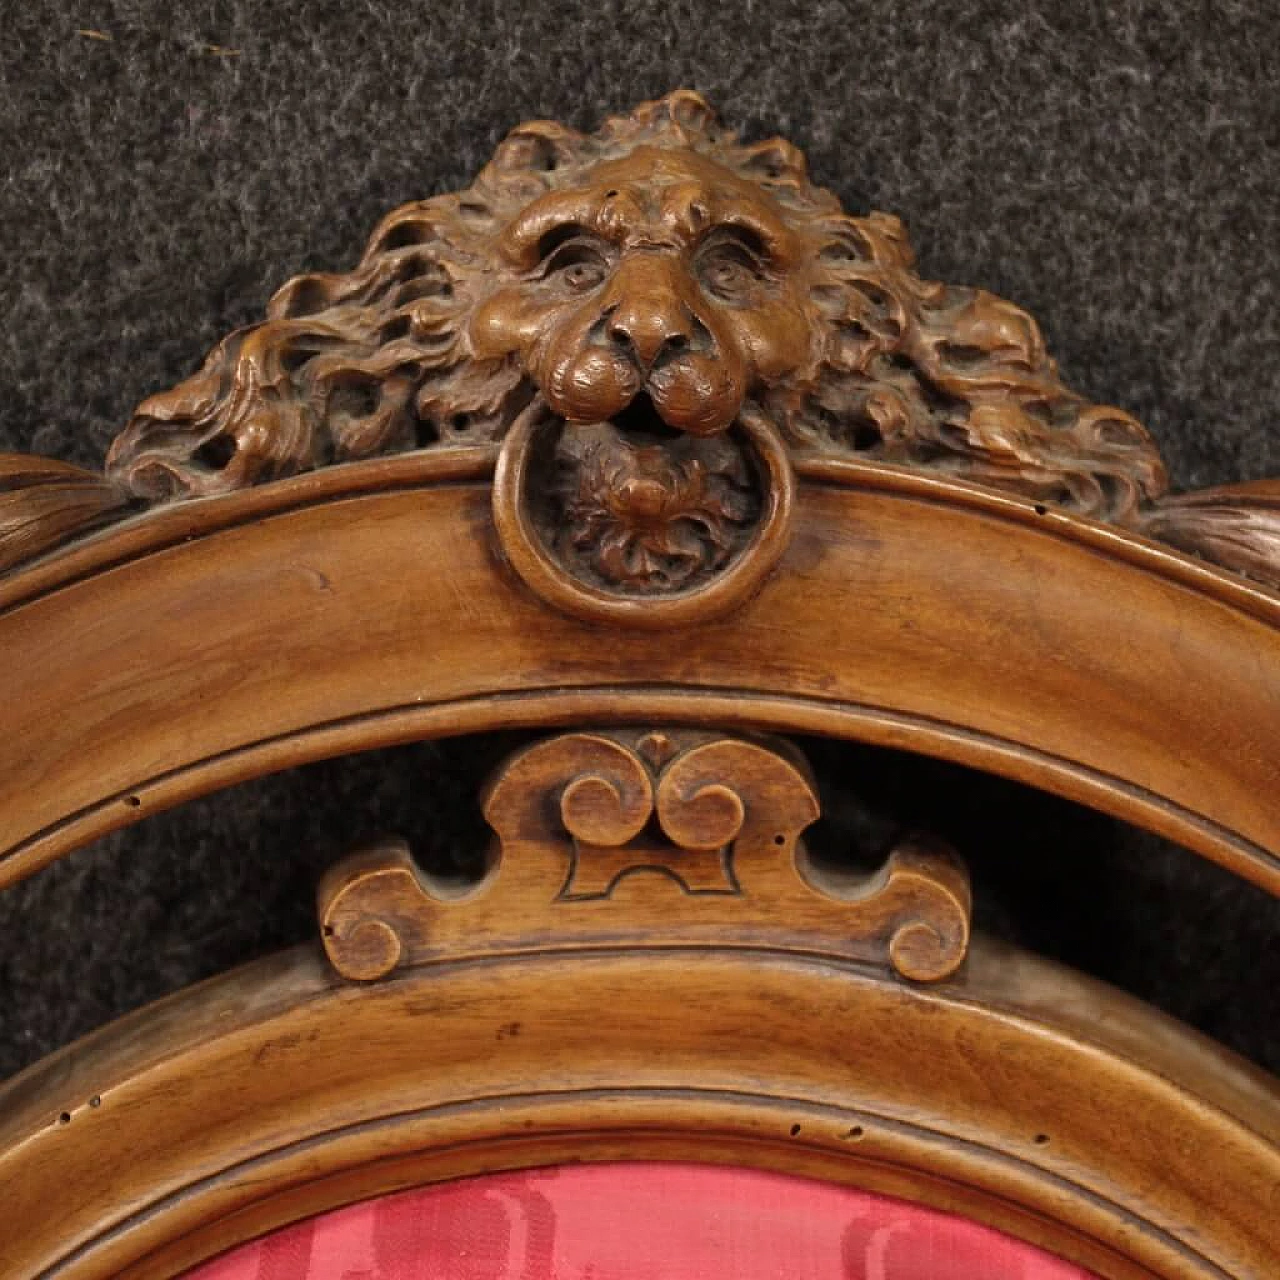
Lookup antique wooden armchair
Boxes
[0,92,1276,1279]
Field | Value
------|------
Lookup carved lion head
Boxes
[107,91,1166,521]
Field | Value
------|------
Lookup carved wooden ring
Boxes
[492,401,795,626]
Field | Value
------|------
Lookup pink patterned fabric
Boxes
[190,1162,1095,1280]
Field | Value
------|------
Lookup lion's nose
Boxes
[605,301,693,369]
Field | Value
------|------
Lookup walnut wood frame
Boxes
[0,451,1277,895]
[0,448,1277,1279]
[1,91,1277,1280]
[2,937,1277,1280]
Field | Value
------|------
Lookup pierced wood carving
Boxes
[1,90,1276,600]
[318,728,972,984]
[101,93,1165,519]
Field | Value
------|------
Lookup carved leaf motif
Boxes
[543,420,760,594]
[1138,481,1280,591]
[0,456,133,574]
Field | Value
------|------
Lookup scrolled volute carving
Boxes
[319,728,972,984]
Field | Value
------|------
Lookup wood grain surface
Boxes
[0,453,1276,894]
[0,936,1274,1279]
[0,88,1275,1280]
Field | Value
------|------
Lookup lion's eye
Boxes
[543,241,610,292]
[697,242,764,302]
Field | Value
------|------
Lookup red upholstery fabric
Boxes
[190,1162,1095,1280]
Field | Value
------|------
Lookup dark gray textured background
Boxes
[0,1,1276,1079]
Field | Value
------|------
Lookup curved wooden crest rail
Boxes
[0,92,1276,1280]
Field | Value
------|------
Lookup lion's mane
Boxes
[106,91,1166,519]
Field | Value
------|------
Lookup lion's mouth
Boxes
[607,391,687,446]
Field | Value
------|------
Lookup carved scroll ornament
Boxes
[1,91,1276,608]
[319,728,972,984]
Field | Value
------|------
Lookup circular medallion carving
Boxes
[493,400,795,626]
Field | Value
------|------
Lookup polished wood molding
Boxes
[0,94,1274,899]
[319,729,971,983]
[0,936,1274,1280]
[0,454,1276,896]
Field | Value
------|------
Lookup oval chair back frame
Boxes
[0,93,1276,1280]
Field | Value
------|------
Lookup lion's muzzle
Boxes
[531,255,747,438]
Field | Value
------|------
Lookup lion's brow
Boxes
[500,191,609,268]
[706,210,794,266]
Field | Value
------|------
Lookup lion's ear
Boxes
[653,89,720,137]
[489,121,583,177]
[813,214,916,274]
[737,138,808,187]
